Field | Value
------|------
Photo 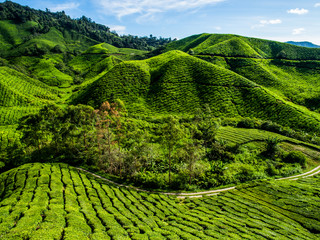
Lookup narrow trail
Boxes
[76,164,320,199]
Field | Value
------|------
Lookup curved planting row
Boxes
[0,163,319,239]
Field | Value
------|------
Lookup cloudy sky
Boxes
[2,0,320,44]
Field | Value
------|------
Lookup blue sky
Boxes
[3,0,320,44]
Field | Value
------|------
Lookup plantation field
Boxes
[0,106,41,125]
[0,163,319,239]
[0,66,59,106]
[164,33,320,60]
[73,50,320,133]
[225,58,320,111]
[217,126,292,144]
[0,125,20,150]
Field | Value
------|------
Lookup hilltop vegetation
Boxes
[164,33,320,60]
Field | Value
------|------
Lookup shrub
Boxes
[283,151,307,168]
[132,171,167,189]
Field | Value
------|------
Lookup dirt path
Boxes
[76,164,320,198]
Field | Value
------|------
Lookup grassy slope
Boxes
[0,163,319,239]
[0,66,59,107]
[0,66,60,128]
[0,20,100,58]
[0,20,37,51]
[226,58,320,111]
[73,50,320,132]
[165,33,320,60]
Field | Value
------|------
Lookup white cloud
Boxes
[315,3,320,7]
[292,28,305,35]
[110,25,126,35]
[287,8,309,15]
[252,19,282,29]
[94,0,225,19]
[260,19,282,25]
[50,2,80,12]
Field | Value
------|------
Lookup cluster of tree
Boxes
[0,1,172,50]
[0,101,309,190]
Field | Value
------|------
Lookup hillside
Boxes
[73,50,320,133]
[164,33,320,60]
[0,1,172,53]
[0,163,319,239]
[1,2,320,238]
[286,41,320,48]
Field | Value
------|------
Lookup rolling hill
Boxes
[73,50,320,133]
[164,33,320,60]
[0,2,320,239]
[286,41,320,48]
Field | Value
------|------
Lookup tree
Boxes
[180,137,204,185]
[94,100,126,174]
[264,137,282,158]
[161,116,184,184]
[18,104,97,164]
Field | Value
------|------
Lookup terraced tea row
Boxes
[0,106,41,125]
[74,51,320,133]
[0,126,20,150]
[216,126,296,144]
[0,163,319,239]
[0,67,58,107]
[164,33,320,60]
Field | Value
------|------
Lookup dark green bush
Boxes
[132,171,167,189]
[283,151,307,168]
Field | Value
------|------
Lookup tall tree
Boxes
[161,116,184,184]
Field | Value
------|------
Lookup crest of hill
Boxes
[73,50,320,133]
[165,33,320,60]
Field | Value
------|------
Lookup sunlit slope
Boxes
[0,163,319,239]
[0,20,99,58]
[0,20,37,52]
[226,58,320,111]
[0,66,58,107]
[0,66,59,125]
[165,33,320,60]
[73,50,320,132]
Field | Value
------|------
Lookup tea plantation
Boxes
[0,163,319,239]
[1,2,320,238]
[73,50,320,133]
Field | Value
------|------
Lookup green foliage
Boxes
[264,137,282,158]
[17,104,98,165]
[0,163,320,239]
[0,1,172,54]
[164,33,320,60]
[284,151,307,168]
[0,66,59,106]
[74,50,320,133]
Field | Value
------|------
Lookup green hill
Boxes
[225,58,320,111]
[0,66,59,107]
[73,50,320,133]
[164,33,320,60]
[0,163,319,239]
[0,1,172,54]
